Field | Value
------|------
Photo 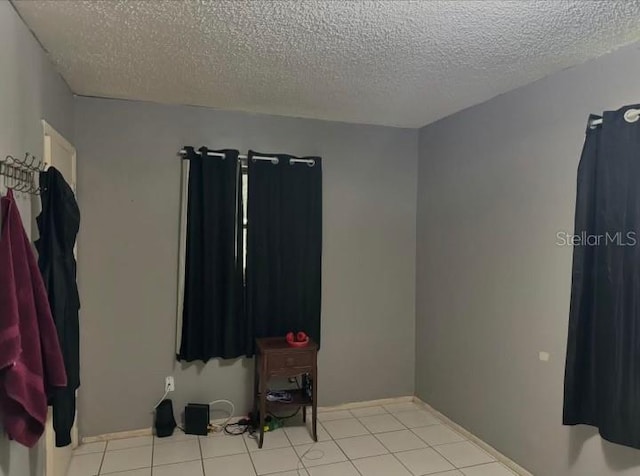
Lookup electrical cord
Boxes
[151,390,169,411]
[268,407,301,420]
[207,399,235,433]
[223,420,250,436]
[296,443,325,475]
[223,418,259,439]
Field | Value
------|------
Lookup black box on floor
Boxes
[155,399,176,438]
[184,403,209,435]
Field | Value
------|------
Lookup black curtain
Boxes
[246,151,322,348]
[178,147,247,361]
[564,105,640,448]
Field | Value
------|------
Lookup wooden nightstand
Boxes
[253,337,318,449]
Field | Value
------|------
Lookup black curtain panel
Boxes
[178,147,247,361]
[246,151,322,348]
[564,105,640,449]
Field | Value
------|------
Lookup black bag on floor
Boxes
[155,399,176,438]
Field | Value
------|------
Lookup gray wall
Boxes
[416,41,640,476]
[74,97,418,436]
[0,3,74,476]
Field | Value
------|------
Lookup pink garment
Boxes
[0,189,67,447]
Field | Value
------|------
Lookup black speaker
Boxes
[184,403,209,436]
[154,399,176,438]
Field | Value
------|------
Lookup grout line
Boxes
[376,427,434,453]
[242,428,260,476]
[197,434,206,476]
[454,461,518,473]
[340,407,454,475]
[371,431,408,454]
[407,428,467,470]
[413,398,528,476]
[103,445,154,453]
[283,410,359,475]
[430,439,497,471]
[343,436,366,476]
[389,450,415,475]
[96,447,107,476]
[150,433,155,475]
[432,445,475,471]
[341,408,397,475]
[306,413,363,476]
[279,424,307,476]
[361,412,421,476]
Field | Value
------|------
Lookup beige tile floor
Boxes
[69,402,519,476]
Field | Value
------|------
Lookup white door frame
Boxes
[41,119,78,476]
[42,120,77,191]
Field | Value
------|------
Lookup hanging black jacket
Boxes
[35,167,80,447]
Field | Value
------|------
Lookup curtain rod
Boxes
[178,149,316,166]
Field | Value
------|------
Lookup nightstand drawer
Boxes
[268,351,314,375]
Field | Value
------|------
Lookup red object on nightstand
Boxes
[285,331,309,347]
[287,338,309,348]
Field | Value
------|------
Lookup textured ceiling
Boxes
[12,0,640,128]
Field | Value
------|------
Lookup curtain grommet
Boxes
[624,109,640,123]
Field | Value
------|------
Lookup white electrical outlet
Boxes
[165,376,175,392]
[538,351,550,362]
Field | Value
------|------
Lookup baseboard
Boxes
[83,427,152,443]
[315,395,414,413]
[413,397,534,476]
[82,396,414,443]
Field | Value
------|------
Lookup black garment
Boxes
[178,147,247,361]
[564,105,640,448]
[246,151,322,349]
[35,167,80,447]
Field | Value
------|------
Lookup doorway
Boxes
[41,120,78,476]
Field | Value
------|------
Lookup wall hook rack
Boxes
[0,153,47,195]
